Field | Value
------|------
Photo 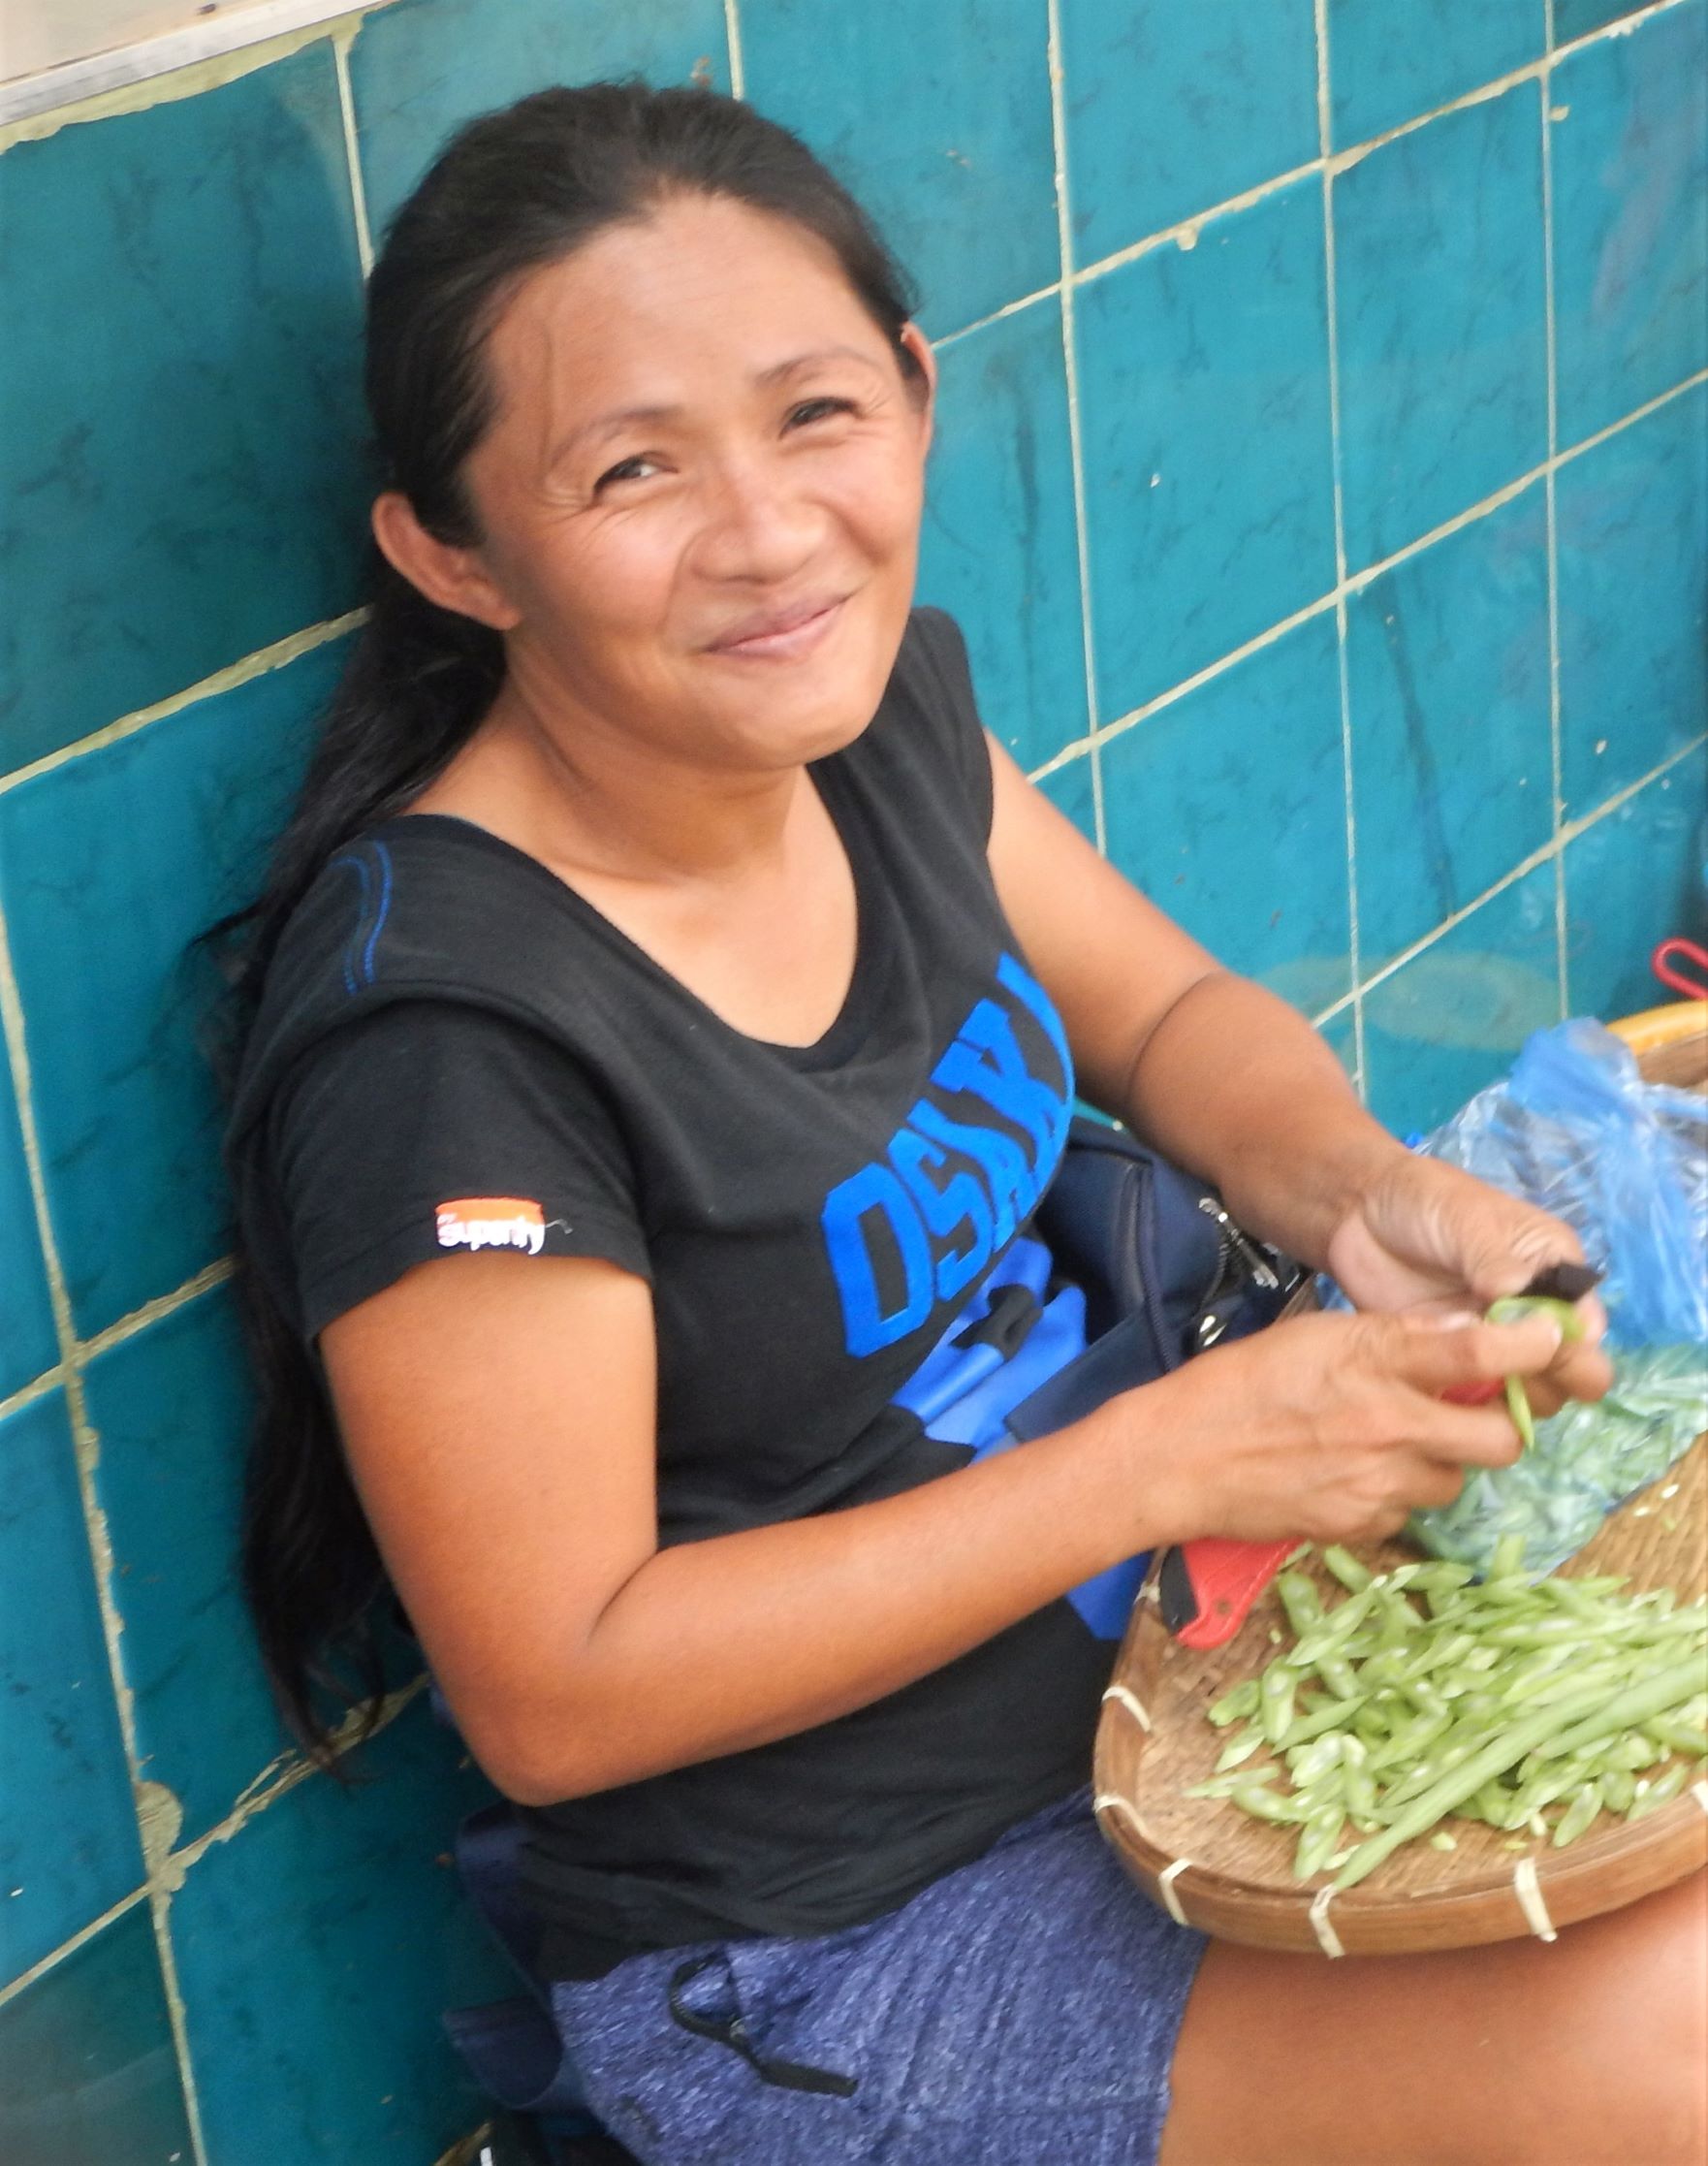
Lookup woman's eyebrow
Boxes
[756,343,887,385]
[548,346,889,466]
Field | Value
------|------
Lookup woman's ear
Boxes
[899,322,937,448]
[370,492,522,632]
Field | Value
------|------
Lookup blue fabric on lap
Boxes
[549,1787,1206,2165]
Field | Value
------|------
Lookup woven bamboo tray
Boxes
[1093,1027,1708,1955]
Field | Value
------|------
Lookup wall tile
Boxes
[0,1063,55,1404]
[82,1291,290,1850]
[741,0,1058,336]
[0,1392,142,1984]
[1335,84,1548,571]
[351,0,730,240]
[1553,0,1649,41]
[1565,752,1707,1023]
[1363,862,1561,1137]
[1328,0,1543,149]
[1077,181,1336,719]
[1100,614,1351,1014]
[1348,488,1552,973]
[1557,382,1707,817]
[170,1703,509,2165]
[1033,750,1098,844]
[1060,0,1317,266]
[0,1905,193,2166]
[0,640,348,1339]
[0,49,366,776]
[918,300,1086,769]
[1551,0,1708,449]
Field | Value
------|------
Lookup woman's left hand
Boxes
[1325,1150,1615,1418]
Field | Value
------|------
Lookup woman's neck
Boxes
[409,670,807,895]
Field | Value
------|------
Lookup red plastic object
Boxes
[1652,938,1708,1002]
[1168,1537,1300,1649]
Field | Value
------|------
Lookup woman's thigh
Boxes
[1160,1868,1708,2166]
[553,1788,1208,2165]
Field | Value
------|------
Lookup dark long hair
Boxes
[218,81,921,1762]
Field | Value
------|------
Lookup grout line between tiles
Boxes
[1353,733,1707,1006]
[1539,39,1569,1022]
[0,611,366,799]
[723,0,745,100]
[1313,0,1366,1097]
[1043,0,1107,854]
[0,1359,64,1429]
[0,900,209,2163]
[0,1363,65,1425]
[933,281,1062,351]
[1091,362,1708,762]
[332,27,374,278]
[1040,0,1692,305]
[79,1258,237,1368]
[0,1883,152,2012]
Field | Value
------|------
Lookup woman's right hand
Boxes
[1137,1303,1578,1548]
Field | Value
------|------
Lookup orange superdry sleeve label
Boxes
[434,1197,547,1256]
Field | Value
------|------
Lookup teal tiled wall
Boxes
[1,0,1702,2156]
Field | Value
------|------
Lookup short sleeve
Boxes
[905,608,996,842]
[269,1000,650,1340]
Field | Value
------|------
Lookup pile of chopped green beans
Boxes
[1189,1537,1707,1892]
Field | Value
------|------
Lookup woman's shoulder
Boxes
[230,815,609,1140]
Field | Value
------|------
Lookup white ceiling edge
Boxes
[0,0,396,127]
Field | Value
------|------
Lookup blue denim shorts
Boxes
[549,1786,1207,2165]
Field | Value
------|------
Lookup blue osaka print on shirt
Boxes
[818,953,1146,1640]
[820,953,1074,1357]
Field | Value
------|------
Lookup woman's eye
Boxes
[593,454,658,493]
[786,397,856,430]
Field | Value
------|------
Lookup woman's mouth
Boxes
[706,594,846,662]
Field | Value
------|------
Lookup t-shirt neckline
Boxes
[381,757,882,1071]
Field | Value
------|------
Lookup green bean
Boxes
[1278,1695,1367,1751]
[1215,1728,1265,1772]
[1276,1572,1324,1640]
[1287,1735,1344,1788]
[1644,1714,1708,1758]
[1628,1762,1692,1820]
[1322,1545,1374,1593]
[1314,1652,1361,1702]
[1552,1783,1602,1847]
[1533,1658,1707,1764]
[1599,1768,1636,1814]
[1259,1665,1299,1746]
[1294,1812,1344,1881]
[1334,1665,1701,1891]
[1487,1531,1530,1581]
[1232,1780,1308,1826]
[1185,1766,1278,1800]
[1207,1678,1261,1728]
[1365,1709,1451,1775]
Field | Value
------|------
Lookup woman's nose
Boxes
[693,454,824,585]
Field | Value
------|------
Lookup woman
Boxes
[224,83,1704,2166]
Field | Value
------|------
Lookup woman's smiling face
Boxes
[453,191,934,773]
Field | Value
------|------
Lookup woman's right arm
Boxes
[321,1252,1566,1806]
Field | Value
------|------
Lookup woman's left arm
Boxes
[985,739,1612,1406]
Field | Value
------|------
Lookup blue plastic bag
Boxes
[1405,1019,1707,1573]
[1422,1019,1706,1350]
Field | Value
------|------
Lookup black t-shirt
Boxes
[228,608,1124,1975]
